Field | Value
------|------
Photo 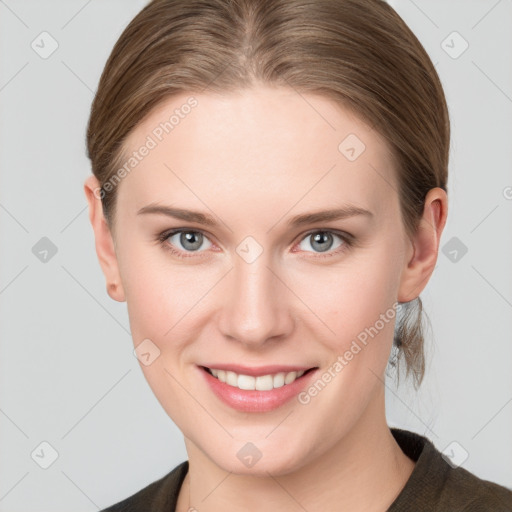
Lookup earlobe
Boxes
[107,281,125,302]
[397,187,448,303]
[83,175,126,303]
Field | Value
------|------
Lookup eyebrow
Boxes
[137,203,373,228]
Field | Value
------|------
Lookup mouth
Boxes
[198,364,319,412]
[201,365,317,391]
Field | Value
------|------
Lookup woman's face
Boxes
[88,86,429,475]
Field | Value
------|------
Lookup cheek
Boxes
[118,240,208,337]
[306,242,402,369]
[304,248,400,327]
[119,250,211,430]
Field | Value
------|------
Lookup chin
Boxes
[203,438,312,477]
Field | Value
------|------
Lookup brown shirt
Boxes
[101,427,512,511]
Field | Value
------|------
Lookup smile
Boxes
[199,365,319,413]
[205,367,313,391]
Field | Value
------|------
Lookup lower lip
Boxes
[198,366,318,413]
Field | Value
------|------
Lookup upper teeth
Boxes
[210,368,306,391]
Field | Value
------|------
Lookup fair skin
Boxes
[84,85,447,512]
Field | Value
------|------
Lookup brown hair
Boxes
[86,0,450,390]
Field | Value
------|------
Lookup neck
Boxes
[176,386,415,512]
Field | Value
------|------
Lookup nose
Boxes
[217,250,295,349]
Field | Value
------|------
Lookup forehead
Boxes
[118,86,399,220]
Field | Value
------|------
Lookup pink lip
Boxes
[197,365,318,413]
[199,363,316,377]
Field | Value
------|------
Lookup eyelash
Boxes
[156,228,354,260]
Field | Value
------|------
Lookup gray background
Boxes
[0,0,511,510]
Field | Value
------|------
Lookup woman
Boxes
[84,0,512,510]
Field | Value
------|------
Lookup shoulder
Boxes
[100,460,189,512]
[442,464,512,511]
[389,428,512,511]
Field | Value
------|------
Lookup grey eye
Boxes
[298,232,344,253]
[168,231,212,252]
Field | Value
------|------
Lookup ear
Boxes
[83,175,126,302]
[397,187,448,302]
